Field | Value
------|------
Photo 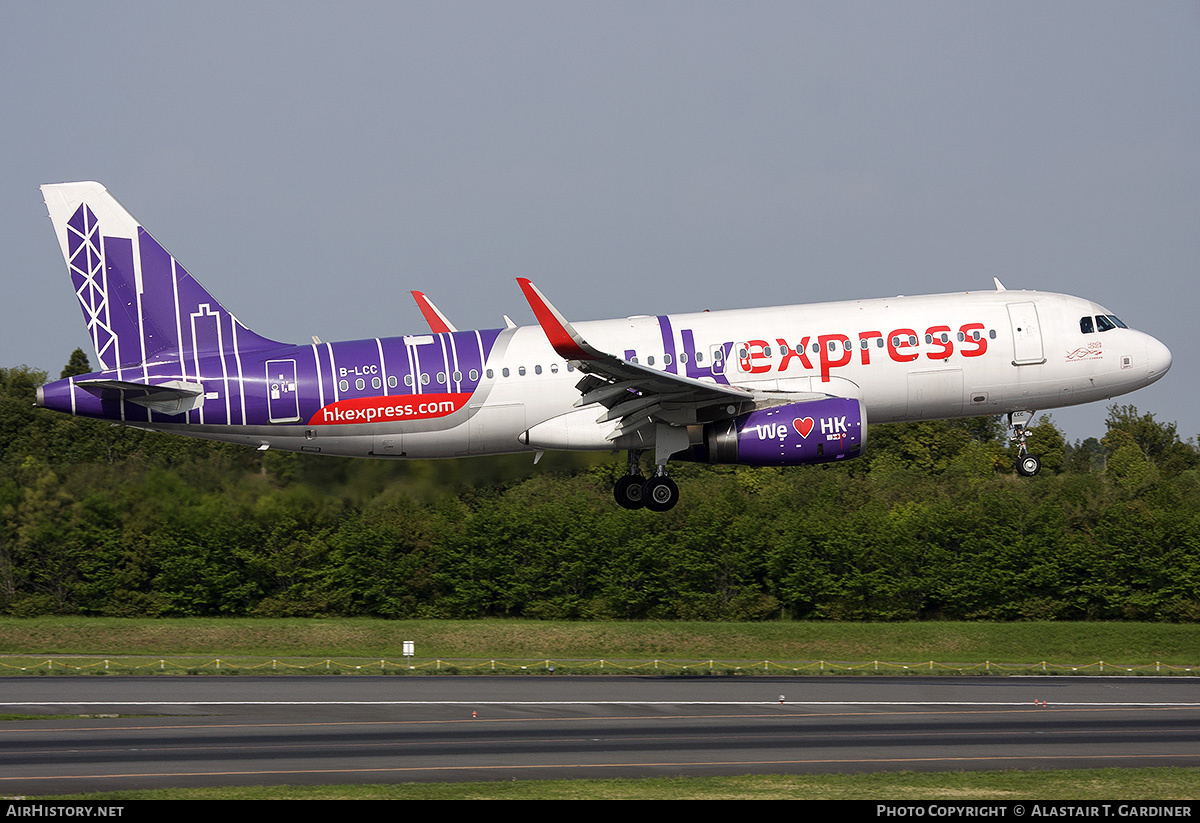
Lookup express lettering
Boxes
[723,322,987,382]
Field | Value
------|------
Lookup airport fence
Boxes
[0,655,1197,676]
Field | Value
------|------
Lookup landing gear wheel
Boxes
[1017,454,1042,477]
[614,475,645,509]
[642,476,679,512]
[1008,411,1040,479]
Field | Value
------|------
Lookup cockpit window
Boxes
[1080,316,1094,334]
[1096,315,1116,332]
[1109,315,1127,329]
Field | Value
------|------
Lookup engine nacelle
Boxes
[685,397,866,466]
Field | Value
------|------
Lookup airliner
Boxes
[35,182,1172,510]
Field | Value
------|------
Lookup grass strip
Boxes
[0,618,1197,673]
[25,767,1200,800]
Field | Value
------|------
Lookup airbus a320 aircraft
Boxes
[36,182,1171,511]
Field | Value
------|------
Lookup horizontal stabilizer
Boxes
[75,378,206,415]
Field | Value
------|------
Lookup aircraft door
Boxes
[266,359,300,423]
[1006,302,1045,366]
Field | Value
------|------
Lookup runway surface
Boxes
[2,675,1199,794]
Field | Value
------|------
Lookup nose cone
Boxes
[1146,335,1172,384]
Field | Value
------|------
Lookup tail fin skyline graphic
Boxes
[41,181,283,373]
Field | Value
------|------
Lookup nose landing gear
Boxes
[1009,411,1042,476]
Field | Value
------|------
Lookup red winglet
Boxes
[516,278,596,361]
[411,291,457,334]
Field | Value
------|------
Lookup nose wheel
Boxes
[1017,453,1042,477]
[1009,411,1042,477]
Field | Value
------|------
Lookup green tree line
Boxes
[1,350,1198,621]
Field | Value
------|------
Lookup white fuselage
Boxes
[139,287,1170,459]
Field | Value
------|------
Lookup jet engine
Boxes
[684,397,866,466]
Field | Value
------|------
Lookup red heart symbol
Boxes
[793,417,814,438]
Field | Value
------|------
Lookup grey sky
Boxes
[3,2,1196,442]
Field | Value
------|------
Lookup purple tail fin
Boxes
[41,182,284,371]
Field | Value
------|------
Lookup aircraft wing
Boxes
[517,278,754,439]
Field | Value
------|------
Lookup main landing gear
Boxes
[614,451,680,512]
[1009,410,1041,477]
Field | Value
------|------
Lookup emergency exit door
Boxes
[266,359,300,423]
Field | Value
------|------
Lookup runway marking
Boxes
[4,752,1200,784]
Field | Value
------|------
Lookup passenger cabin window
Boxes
[1080,316,1095,334]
